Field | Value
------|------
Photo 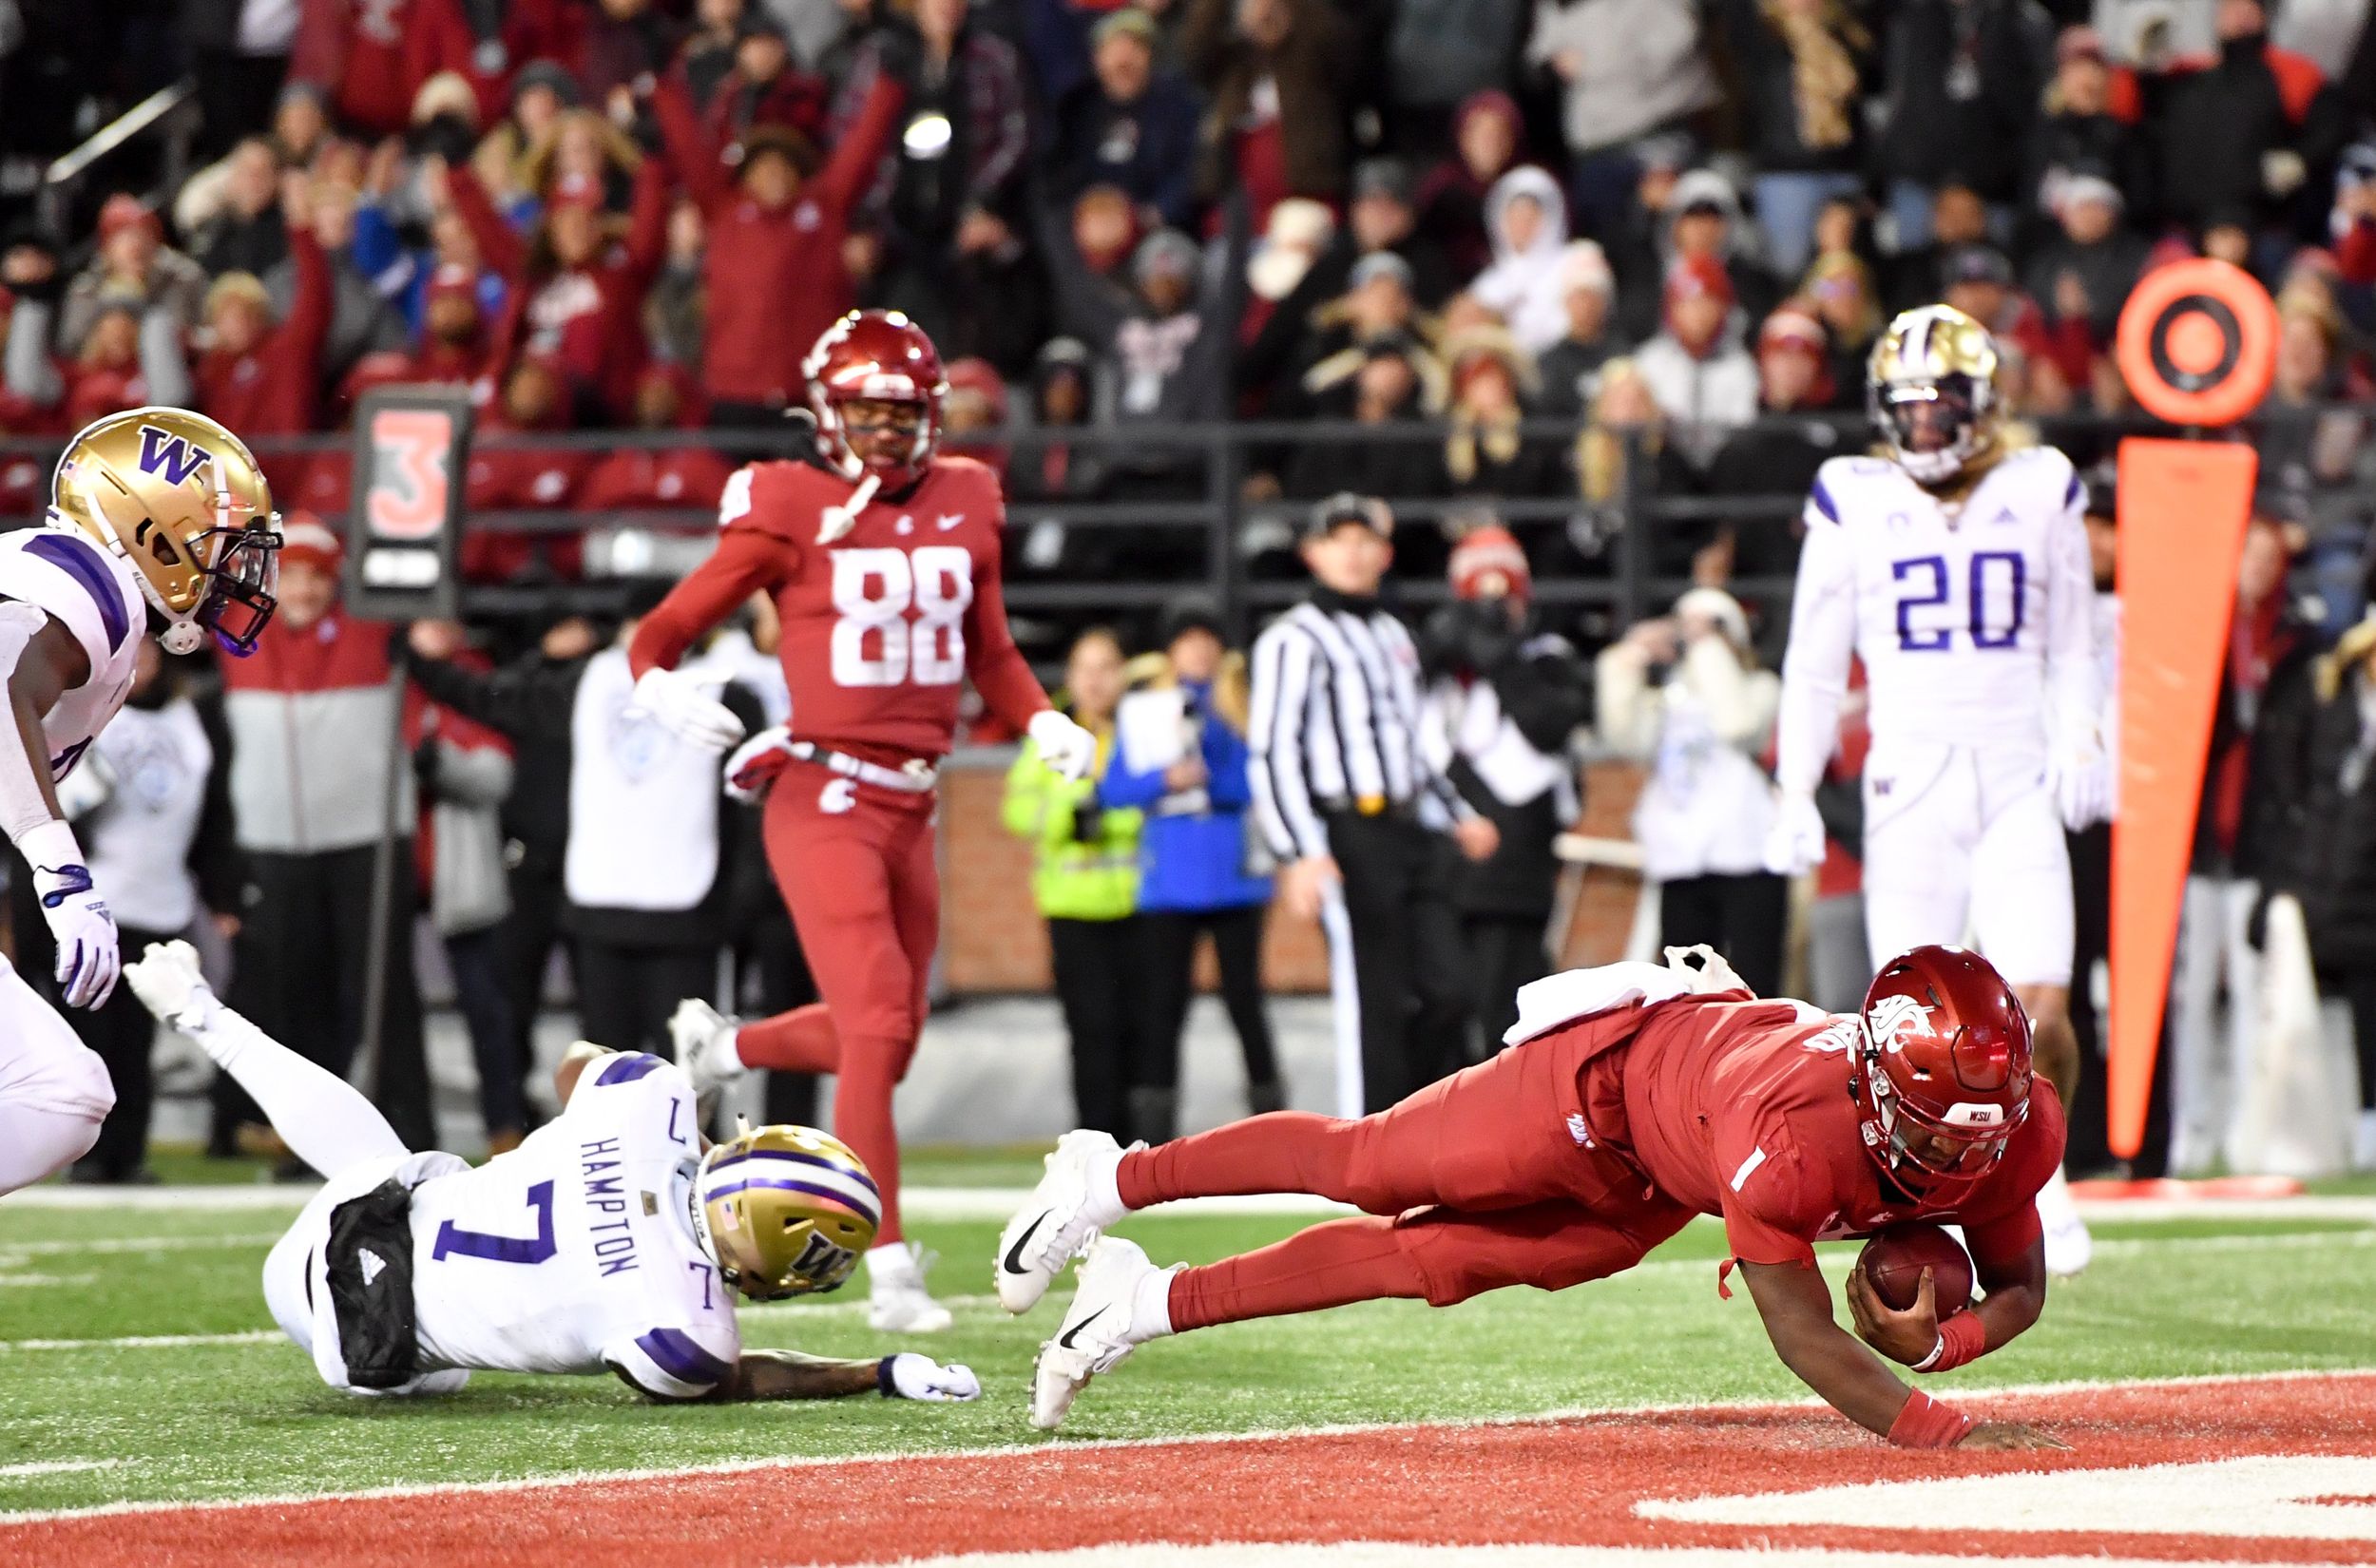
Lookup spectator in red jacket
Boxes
[449,150,668,424]
[292,0,439,139]
[195,177,335,461]
[404,263,501,398]
[464,357,589,583]
[655,48,906,425]
[679,12,832,156]
[573,363,734,511]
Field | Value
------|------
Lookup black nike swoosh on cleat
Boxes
[1002,1213,1047,1275]
[1058,1307,1107,1350]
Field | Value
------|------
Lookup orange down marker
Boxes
[2104,260,2277,1159]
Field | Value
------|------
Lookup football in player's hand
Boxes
[1857,1223,1974,1315]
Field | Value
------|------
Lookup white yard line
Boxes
[2,1367,2371,1527]
[0,1330,280,1353]
[0,1461,123,1481]
[0,1233,284,1258]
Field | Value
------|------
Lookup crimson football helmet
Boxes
[802,309,948,490]
[1851,946,2033,1199]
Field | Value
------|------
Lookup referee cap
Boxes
[1305,492,1393,542]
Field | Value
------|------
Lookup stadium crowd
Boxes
[6,0,2376,1186]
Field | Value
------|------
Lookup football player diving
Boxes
[123,942,980,1405]
[1001,946,2065,1450]
[0,408,280,1198]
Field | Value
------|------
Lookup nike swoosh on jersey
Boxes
[1003,1214,1046,1275]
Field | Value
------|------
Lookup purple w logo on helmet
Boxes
[136,425,213,488]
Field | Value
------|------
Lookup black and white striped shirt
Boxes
[1247,593,1472,861]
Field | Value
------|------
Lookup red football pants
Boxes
[738,764,940,1243]
[1117,1027,1695,1330]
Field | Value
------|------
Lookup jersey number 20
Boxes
[831,546,973,688]
[1892,552,2025,653]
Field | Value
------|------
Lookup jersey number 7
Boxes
[431,1181,558,1265]
[1892,552,2025,653]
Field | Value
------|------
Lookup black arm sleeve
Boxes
[189,688,245,917]
[407,652,584,745]
[1494,647,1592,755]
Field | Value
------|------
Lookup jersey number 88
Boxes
[830,545,974,688]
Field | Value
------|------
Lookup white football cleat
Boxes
[868,1242,955,1333]
[1031,1235,1161,1431]
[2037,1166,2092,1278]
[995,1129,1129,1314]
[670,999,743,1099]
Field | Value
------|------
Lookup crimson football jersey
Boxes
[1593,997,2065,1271]
[629,453,1047,761]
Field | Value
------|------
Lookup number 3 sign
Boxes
[347,387,473,621]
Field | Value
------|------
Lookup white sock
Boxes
[1130,1262,1183,1341]
[868,1240,920,1291]
[195,1004,410,1176]
[1085,1142,1129,1227]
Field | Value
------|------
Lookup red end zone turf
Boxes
[8,1373,2376,1568]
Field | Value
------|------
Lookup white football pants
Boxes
[1860,737,2075,988]
[0,956,113,1195]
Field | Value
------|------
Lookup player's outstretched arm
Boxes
[1740,1259,2060,1451]
[624,1350,980,1405]
[0,602,115,1007]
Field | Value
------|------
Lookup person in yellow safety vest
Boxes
[1004,626,1143,1138]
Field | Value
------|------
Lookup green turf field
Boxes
[5,1161,2375,1520]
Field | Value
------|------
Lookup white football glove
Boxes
[669,997,745,1098]
[722,725,797,803]
[21,820,117,1009]
[1028,708,1098,782]
[883,1352,981,1403]
[125,939,220,1032]
[1762,789,1828,876]
[2046,746,2112,831]
[628,666,747,753]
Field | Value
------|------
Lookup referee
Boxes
[1249,494,1500,1115]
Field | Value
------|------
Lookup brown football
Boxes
[1857,1222,1974,1315]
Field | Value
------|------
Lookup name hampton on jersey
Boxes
[405,1053,738,1393]
[1804,447,2081,742]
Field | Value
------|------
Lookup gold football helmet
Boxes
[1867,305,2001,485]
[48,407,282,656]
[694,1124,879,1301]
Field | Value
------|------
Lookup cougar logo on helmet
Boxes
[1865,993,1936,1056]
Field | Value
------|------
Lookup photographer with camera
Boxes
[1596,587,1787,996]
[1417,526,1591,1049]
[1004,627,1144,1138]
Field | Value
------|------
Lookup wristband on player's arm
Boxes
[877,1356,899,1397]
[1887,1387,1977,1448]
[1910,1310,1987,1374]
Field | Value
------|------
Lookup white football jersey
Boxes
[0,524,145,779]
[1774,446,2098,791]
[405,1053,741,1397]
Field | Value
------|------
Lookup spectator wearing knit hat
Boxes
[59,196,210,355]
[2028,26,2155,234]
[397,262,502,397]
[1289,250,1427,411]
[1345,158,1456,311]
[1632,254,1757,470]
[1287,332,1443,503]
[1439,329,1561,526]
[655,35,906,424]
[1052,9,1204,232]
[1535,239,1619,420]
[195,176,334,485]
[2024,171,2148,394]
[1414,90,1523,285]
[1416,524,1587,1051]
[1704,304,1856,581]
